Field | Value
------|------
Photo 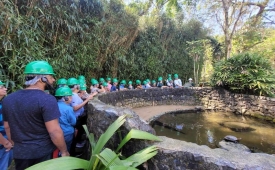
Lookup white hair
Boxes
[24,75,45,86]
[70,85,80,90]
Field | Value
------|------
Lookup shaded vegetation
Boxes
[0,0,210,92]
[211,53,275,96]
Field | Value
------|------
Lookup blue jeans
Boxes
[64,133,74,152]
[0,146,13,170]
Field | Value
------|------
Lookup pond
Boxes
[151,111,275,154]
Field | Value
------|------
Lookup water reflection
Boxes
[151,111,275,154]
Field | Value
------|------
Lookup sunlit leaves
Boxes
[211,53,275,96]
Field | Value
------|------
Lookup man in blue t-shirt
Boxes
[0,81,13,169]
[2,61,69,169]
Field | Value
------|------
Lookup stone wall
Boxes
[98,87,275,121]
[87,87,275,170]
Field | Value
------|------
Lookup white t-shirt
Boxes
[174,79,182,87]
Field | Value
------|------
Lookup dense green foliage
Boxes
[0,0,210,92]
[211,53,275,96]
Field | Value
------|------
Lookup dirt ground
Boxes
[132,105,197,121]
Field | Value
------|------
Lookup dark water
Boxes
[151,111,275,154]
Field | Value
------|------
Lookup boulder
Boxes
[219,140,251,153]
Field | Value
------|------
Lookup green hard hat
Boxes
[0,80,5,85]
[79,79,86,84]
[99,78,105,83]
[136,80,141,85]
[103,82,108,87]
[152,80,156,84]
[91,79,99,85]
[80,84,86,90]
[24,61,55,75]
[90,78,96,84]
[106,77,111,81]
[146,79,150,83]
[67,78,79,86]
[158,77,163,81]
[168,78,172,81]
[55,87,73,96]
[174,74,178,78]
[168,74,172,77]
[112,78,118,83]
[143,80,147,85]
[120,80,126,84]
[57,78,67,85]
[128,81,132,85]
[78,75,85,80]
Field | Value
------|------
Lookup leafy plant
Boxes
[211,53,275,96]
[26,115,161,170]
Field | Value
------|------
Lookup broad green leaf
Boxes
[89,115,127,168]
[109,166,138,170]
[125,145,158,167]
[97,148,123,167]
[116,129,161,152]
[26,157,89,170]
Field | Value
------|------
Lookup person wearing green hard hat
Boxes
[174,74,182,88]
[145,79,151,88]
[106,77,112,91]
[157,77,164,88]
[0,80,13,169]
[142,80,148,89]
[78,84,89,100]
[119,80,127,91]
[102,82,109,92]
[67,77,96,117]
[99,78,105,84]
[111,78,118,92]
[68,77,97,155]
[90,79,105,93]
[135,79,142,89]
[166,74,172,86]
[128,81,134,90]
[2,61,69,169]
[55,87,76,153]
[151,80,156,87]
[57,78,67,88]
[167,77,174,88]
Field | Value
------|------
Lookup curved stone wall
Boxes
[87,87,275,170]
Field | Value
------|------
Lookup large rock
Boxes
[218,140,251,153]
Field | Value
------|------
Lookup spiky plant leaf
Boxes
[124,145,158,168]
[116,129,162,152]
[26,157,89,170]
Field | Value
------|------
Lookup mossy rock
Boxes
[264,116,274,121]
[273,119,275,123]
[250,112,265,119]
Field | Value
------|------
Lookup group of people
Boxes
[0,60,195,170]
[0,61,98,170]
[74,74,195,94]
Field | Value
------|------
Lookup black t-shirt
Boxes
[2,89,61,159]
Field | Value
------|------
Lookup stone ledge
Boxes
[150,136,275,170]
[88,88,275,170]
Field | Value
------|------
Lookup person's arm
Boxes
[73,92,97,111]
[4,121,13,146]
[45,119,69,157]
[0,130,13,151]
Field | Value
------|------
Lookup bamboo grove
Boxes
[0,0,216,91]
